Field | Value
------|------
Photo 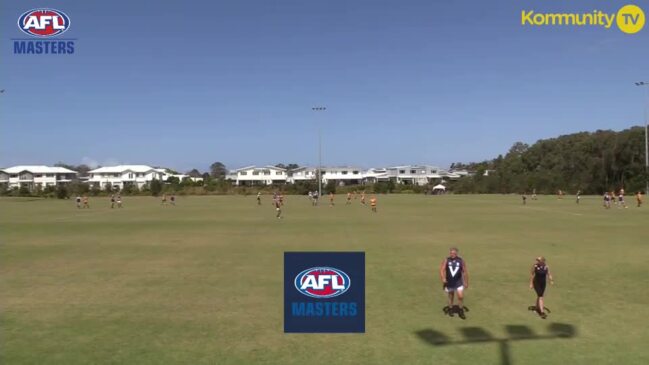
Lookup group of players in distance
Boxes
[74,193,179,209]
[74,194,126,209]
[440,247,553,320]
[259,190,379,219]
[520,188,644,208]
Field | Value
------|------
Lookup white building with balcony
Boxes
[226,166,287,186]
[287,167,317,183]
[321,167,364,185]
[0,165,77,191]
[87,165,168,190]
[363,165,443,185]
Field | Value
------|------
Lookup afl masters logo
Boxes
[13,9,75,54]
[294,267,351,299]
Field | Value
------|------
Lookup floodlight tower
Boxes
[635,81,649,195]
[312,106,326,198]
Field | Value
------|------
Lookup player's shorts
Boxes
[533,281,546,297]
[276,208,280,211]
[444,284,464,293]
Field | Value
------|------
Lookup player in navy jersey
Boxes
[530,256,554,319]
[439,247,469,319]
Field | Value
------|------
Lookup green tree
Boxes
[325,180,337,194]
[187,169,202,177]
[210,162,227,179]
[150,179,163,196]
[56,185,69,199]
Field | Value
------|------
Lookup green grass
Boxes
[1,194,648,365]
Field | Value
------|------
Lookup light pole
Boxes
[312,107,326,198]
[636,82,649,194]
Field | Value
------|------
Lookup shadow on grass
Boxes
[415,323,576,365]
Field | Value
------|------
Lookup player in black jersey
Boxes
[439,247,469,319]
[530,256,554,319]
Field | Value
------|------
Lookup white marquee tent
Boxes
[432,184,446,191]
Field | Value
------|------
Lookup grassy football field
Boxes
[1,194,648,365]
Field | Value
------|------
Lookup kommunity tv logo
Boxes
[521,4,645,34]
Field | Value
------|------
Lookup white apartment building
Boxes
[226,165,455,187]
[226,166,287,186]
[288,166,364,186]
[87,165,168,190]
[367,165,443,186]
[0,165,77,190]
[287,167,317,183]
[321,167,364,185]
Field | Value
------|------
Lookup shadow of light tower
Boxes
[416,323,576,365]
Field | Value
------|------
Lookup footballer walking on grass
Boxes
[530,256,554,319]
[440,247,469,319]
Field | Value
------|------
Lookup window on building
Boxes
[114,174,119,177]
[411,169,417,174]
[342,171,348,175]
[252,171,260,175]
[35,174,43,178]
[240,172,247,175]
[353,171,359,174]
[399,170,405,174]
[263,171,271,175]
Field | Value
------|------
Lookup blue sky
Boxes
[1,0,648,172]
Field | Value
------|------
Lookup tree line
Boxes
[447,126,647,194]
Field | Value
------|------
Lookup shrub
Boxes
[56,185,69,199]
[19,185,31,197]
[149,179,163,196]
